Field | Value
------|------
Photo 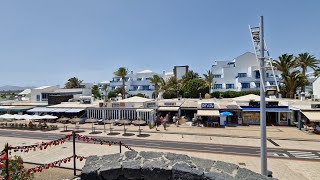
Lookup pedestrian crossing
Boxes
[288,151,320,160]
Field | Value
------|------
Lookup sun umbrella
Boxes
[86,118,99,131]
[132,120,146,135]
[30,115,43,120]
[57,117,70,123]
[42,115,58,120]
[118,120,131,134]
[220,112,233,116]
[102,120,116,133]
[0,114,14,120]
[69,118,81,124]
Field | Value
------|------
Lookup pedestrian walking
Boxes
[173,115,179,127]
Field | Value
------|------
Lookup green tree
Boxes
[64,77,85,89]
[107,91,117,99]
[114,67,128,99]
[133,93,145,98]
[314,68,320,77]
[295,53,319,92]
[91,85,101,99]
[273,54,298,98]
[203,70,214,94]
[101,84,109,101]
[149,75,163,99]
[182,78,207,98]
[0,94,6,99]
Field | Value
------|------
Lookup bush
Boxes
[0,155,34,180]
[210,91,260,98]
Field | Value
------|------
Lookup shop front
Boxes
[196,102,223,126]
[241,106,292,125]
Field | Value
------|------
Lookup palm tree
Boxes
[149,75,162,99]
[273,54,296,78]
[295,53,319,92]
[314,68,320,77]
[101,84,109,101]
[203,70,214,93]
[114,67,128,99]
[283,70,306,98]
[273,54,298,98]
[64,77,85,89]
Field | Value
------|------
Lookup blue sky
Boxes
[0,0,319,87]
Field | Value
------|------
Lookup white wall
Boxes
[30,86,59,102]
[313,77,320,99]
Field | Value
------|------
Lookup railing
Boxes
[0,132,135,179]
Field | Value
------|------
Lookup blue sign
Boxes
[201,103,214,109]
[164,102,176,106]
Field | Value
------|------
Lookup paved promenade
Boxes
[0,123,319,180]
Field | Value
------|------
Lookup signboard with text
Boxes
[164,102,176,106]
[201,103,215,109]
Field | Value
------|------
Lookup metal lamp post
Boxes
[259,16,268,176]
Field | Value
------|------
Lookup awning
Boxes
[65,108,85,113]
[27,107,56,113]
[302,111,320,122]
[136,109,154,112]
[158,106,180,111]
[242,107,291,112]
[50,108,70,113]
[197,110,220,116]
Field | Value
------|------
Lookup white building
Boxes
[173,65,189,80]
[211,52,280,92]
[20,86,92,102]
[312,77,320,99]
[109,70,174,98]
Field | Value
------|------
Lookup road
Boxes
[0,130,319,162]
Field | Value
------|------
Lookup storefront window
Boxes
[279,112,288,125]
[243,112,260,124]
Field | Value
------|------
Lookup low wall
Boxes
[81,151,276,180]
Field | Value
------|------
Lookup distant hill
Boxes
[0,85,35,91]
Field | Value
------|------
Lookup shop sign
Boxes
[146,102,156,108]
[201,103,214,109]
[164,102,176,106]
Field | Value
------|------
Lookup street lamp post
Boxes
[259,16,268,176]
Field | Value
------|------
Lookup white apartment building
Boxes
[211,52,280,92]
[18,86,92,102]
[109,70,174,98]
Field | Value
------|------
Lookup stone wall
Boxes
[81,151,276,180]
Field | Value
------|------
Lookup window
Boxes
[111,87,115,90]
[131,86,138,91]
[241,83,250,89]
[213,74,221,78]
[41,93,48,100]
[142,85,150,90]
[255,71,260,79]
[255,82,260,88]
[266,73,269,78]
[137,78,142,81]
[36,95,40,101]
[145,78,151,81]
[124,77,129,81]
[238,73,247,78]
[214,84,222,89]
[226,84,234,89]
